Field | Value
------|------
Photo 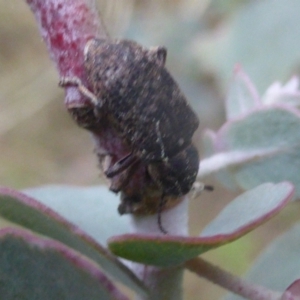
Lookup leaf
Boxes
[226,65,260,120]
[0,227,128,300]
[283,279,300,299]
[202,129,217,158]
[108,182,293,267]
[24,185,132,245]
[262,77,300,108]
[200,182,293,237]
[224,223,300,300]
[201,128,242,190]
[0,187,147,297]
[213,106,300,198]
[196,0,300,92]
[199,149,273,189]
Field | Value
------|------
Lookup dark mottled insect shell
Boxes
[148,144,199,196]
[84,39,199,161]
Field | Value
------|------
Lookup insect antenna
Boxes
[157,195,168,234]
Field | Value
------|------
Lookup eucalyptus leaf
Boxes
[200,182,293,237]
[0,187,147,297]
[197,0,300,92]
[24,185,132,245]
[108,182,293,267]
[283,279,300,299]
[0,227,128,300]
[225,65,260,120]
[211,106,300,198]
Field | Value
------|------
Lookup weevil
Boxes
[60,39,200,233]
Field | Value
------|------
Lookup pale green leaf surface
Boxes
[201,182,292,237]
[225,65,260,120]
[109,183,293,267]
[214,107,300,197]
[0,187,147,296]
[195,0,300,92]
[0,228,127,300]
[24,185,132,245]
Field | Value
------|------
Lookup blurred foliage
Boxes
[1,0,300,299]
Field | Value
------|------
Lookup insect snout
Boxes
[147,144,199,197]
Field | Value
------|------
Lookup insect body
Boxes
[60,38,200,231]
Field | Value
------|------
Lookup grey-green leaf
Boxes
[213,107,300,198]
[225,65,260,120]
[0,187,147,297]
[0,227,128,300]
[108,182,293,267]
[24,185,132,245]
[197,0,300,92]
[201,182,293,237]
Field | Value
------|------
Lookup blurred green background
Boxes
[1,0,300,299]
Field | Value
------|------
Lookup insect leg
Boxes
[157,196,168,234]
[109,160,141,193]
[59,77,98,106]
[105,153,139,178]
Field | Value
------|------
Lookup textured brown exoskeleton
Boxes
[60,39,200,233]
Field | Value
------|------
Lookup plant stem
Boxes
[130,263,184,300]
[130,196,189,236]
[25,0,107,108]
[126,199,189,299]
[185,257,282,300]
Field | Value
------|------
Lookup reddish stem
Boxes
[185,257,282,300]
[26,0,107,106]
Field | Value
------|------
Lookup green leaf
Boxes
[215,107,300,198]
[224,223,300,300]
[225,65,260,120]
[0,187,147,297]
[261,77,300,108]
[200,182,293,236]
[197,0,300,92]
[0,228,127,300]
[24,185,132,245]
[108,182,293,267]
[283,280,300,299]
[202,129,216,158]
